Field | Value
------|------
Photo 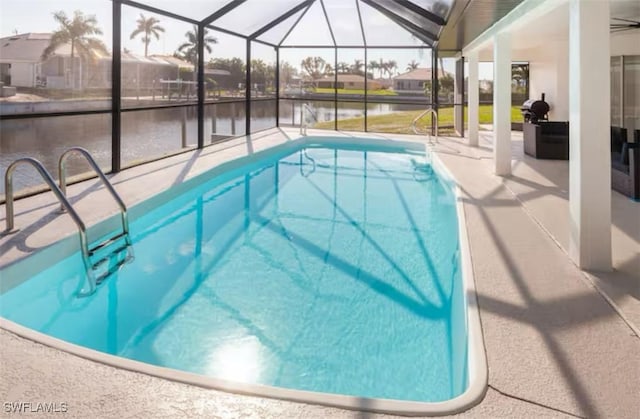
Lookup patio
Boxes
[1,128,638,417]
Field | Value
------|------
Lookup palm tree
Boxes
[369,60,379,78]
[42,10,108,90]
[250,59,268,92]
[351,59,364,75]
[336,62,350,74]
[177,25,218,66]
[279,61,298,85]
[209,57,245,89]
[325,63,334,76]
[378,58,388,79]
[406,60,420,71]
[301,56,331,80]
[385,60,397,79]
[130,14,165,57]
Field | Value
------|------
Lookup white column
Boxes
[493,31,512,176]
[569,0,611,270]
[554,40,570,121]
[468,51,479,147]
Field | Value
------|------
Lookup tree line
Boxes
[299,57,425,80]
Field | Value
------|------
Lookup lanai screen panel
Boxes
[135,0,230,21]
[131,1,451,47]
[359,1,430,47]
[211,0,303,36]
[254,8,307,45]
[279,1,336,46]
[323,0,364,46]
[372,0,442,39]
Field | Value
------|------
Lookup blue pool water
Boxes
[0,138,467,403]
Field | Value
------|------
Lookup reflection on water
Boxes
[0,114,112,196]
[0,102,277,195]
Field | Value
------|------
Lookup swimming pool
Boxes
[0,136,486,415]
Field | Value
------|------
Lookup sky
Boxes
[0,0,494,79]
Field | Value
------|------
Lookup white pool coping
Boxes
[0,135,488,416]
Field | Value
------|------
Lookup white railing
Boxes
[412,108,439,145]
[300,103,318,136]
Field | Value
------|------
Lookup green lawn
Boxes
[314,88,397,96]
[314,105,522,134]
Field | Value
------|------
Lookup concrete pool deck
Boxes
[0,128,638,418]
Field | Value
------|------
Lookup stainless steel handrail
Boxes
[3,157,95,294]
[300,103,318,136]
[412,108,439,144]
[58,147,130,238]
[300,149,317,177]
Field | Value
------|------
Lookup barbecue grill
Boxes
[521,93,550,123]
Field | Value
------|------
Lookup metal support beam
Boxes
[203,24,276,48]
[356,0,368,131]
[202,0,247,26]
[197,24,205,148]
[205,24,248,40]
[360,0,437,44]
[249,0,314,40]
[391,0,447,26]
[279,1,315,46]
[320,0,337,47]
[246,39,251,135]
[120,0,199,25]
[275,47,280,126]
[251,38,277,48]
[278,44,431,49]
[364,48,368,131]
[356,0,367,47]
[432,48,439,135]
[334,48,338,130]
[396,21,435,46]
[112,0,122,172]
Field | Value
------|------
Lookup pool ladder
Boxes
[3,147,133,297]
[299,103,318,136]
[412,108,439,145]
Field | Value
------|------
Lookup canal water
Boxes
[1,101,423,196]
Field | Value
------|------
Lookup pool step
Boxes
[94,254,131,285]
[87,232,134,286]
[89,232,127,256]
[91,243,130,270]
